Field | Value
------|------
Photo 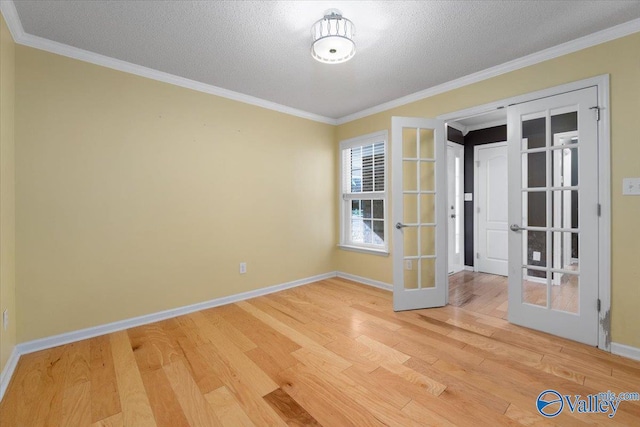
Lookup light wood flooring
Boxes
[2,275,639,426]
[449,270,580,316]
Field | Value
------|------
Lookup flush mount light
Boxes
[311,9,355,64]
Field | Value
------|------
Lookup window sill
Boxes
[338,244,390,257]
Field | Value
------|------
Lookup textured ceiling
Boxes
[10,1,640,121]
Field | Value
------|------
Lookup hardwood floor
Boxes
[2,275,639,426]
[450,270,579,315]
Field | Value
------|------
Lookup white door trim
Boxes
[439,75,611,351]
[447,141,465,275]
[473,141,508,275]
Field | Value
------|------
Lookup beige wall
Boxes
[15,46,337,342]
[6,22,640,351]
[0,14,16,372]
[337,33,640,348]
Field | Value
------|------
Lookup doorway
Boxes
[392,76,610,349]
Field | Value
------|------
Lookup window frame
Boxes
[338,130,389,255]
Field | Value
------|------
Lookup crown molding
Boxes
[2,1,640,128]
[0,1,337,126]
[337,17,640,125]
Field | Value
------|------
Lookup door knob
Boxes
[450,214,456,218]
[395,222,408,229]
[510,224,523,232]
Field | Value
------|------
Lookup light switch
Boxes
[623,178,640,195]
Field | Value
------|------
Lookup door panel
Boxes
[507,87,599,346]
[477,143,508,276]
[392,117,446,311]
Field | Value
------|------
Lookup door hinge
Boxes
[590,106,601,121]
[597,299,601,312]
[476,160,480,168]
[477,206,480,213]
[597,203,602,217]
[476,252,480,259]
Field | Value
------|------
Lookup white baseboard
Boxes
[336,271,392,292]
[15,272,338,358]
[611,342,640,362]
[0,271,336,400]
[464,266,475,272]
[0,347,20,402]
[7,269,637,403]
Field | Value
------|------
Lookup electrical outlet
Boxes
[239,262,247,274]
[2,309,7,331]
[405,260,413,270]
[532,251,541,262]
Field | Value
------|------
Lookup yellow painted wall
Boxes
[0,13,16,372]
[337,33,640,348]
[15,46,337,342]
[7,21,640,351]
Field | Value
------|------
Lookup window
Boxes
[339,131,388,254]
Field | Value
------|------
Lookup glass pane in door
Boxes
[420,258,436,288]
[403,128,418,158]
[404,227,418,257]
[404,267,418,289]
[523,268,547,307]
[420,194,435,223]
[403,161,417,191]
[419,129,434,159]
[403,195,417,224]
[420,161,435,191]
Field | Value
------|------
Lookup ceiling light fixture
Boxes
[311,9,355,64]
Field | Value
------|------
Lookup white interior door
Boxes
[476,143,508,276]
[447,142,464,274]
[392,117,447,311]
[507,87,599,345]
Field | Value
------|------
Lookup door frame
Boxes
[438,75,611,350]
[447,141,465,275]
[473,141,508,275]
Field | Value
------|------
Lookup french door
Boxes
[392,117,447,311]
[507,87,599,345]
